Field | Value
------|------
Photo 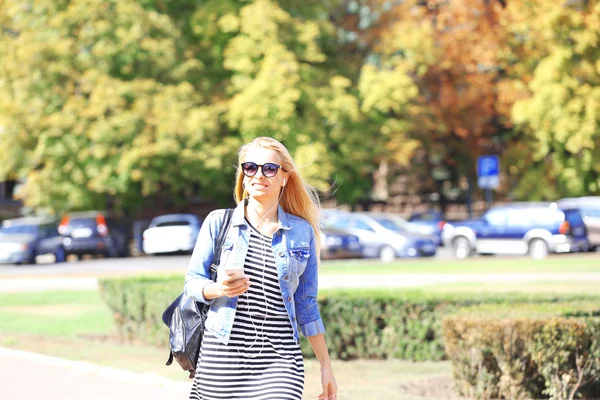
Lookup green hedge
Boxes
[98,277,600,363]
[443,313,600,400]
[99,275,182,346]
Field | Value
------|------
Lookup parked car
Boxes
[441,202,589,260]
[142,214,202,255]
[320,227,363,260]
[325,211,437,262]
[0,217,65,264]
[557,197,600,251]
[58,211,130,259]
[408,210,445,246]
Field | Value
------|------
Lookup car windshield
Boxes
[372,216,412,233]
[0,224,38,235]
[563,209,584,226]
[69,219,98,229]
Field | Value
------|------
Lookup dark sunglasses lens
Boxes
[242,162,258,176]
[262,163,279,177]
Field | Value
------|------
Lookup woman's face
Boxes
[242,147,287,202]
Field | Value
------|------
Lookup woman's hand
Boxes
[218,272,250,298]
[318,366,337,400]
[203,271,250,300]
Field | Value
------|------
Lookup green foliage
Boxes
[1,0,599,212]
[532,320,600,400]
[98,276,600,366]
[509,1,600,198]
[99,275,182,345]
[0,0,417,212]
[0,0,234,212]
[443,315,600,400]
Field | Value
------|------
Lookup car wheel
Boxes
[379,246,396,263]
[118,246,130,258]
[452,236,471,259]
[54,246,66,263]
[26,250,37,265]
[106,246,119,258]
[528,238,549,260]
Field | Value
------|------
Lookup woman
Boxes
[185,137,338,400]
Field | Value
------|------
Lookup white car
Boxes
[142,214,202,255]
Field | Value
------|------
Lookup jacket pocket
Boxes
[288,247,309,276]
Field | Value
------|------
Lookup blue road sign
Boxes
[477,155,500,189]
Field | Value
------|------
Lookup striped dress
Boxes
[189,221,305,400]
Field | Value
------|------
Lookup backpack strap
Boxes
[209,208,233,281]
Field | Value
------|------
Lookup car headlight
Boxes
[5,243,22,252]
[326,236,343,246]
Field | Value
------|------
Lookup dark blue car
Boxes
[441,202,589,259]
[0,217,66,264]
[320,227,363,260]
[408,210,446,246]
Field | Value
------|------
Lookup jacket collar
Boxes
[232,199,292,231]
[277,205,292,231]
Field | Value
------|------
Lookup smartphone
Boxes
[224,268,246,281]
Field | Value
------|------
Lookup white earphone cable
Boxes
[238,184,286,358]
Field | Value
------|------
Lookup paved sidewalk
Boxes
[0,347,190,400]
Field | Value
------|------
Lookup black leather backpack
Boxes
[161,209,233,379]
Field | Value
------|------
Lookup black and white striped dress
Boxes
[190,222,305,400]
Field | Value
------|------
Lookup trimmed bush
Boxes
[98,277,600,365]
[443,311,600,400]
[99,275,181,346]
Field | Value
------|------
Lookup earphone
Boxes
[283,178,286,187]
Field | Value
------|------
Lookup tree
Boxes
[220,0,420,206]
[0,0,242,213]
[345,0,515,213]
[0,0,422,212]
[507,0,600,198]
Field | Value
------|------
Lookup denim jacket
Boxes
[184,201,325,345]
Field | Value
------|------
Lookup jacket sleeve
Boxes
[294,223,325,337]
[184,210,221,304]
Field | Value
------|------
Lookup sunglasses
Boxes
[240,162,283,178]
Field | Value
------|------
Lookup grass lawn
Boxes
[320,253,600,275]
[0,290,459,400]
[1,272,598,400]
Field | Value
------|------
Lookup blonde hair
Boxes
[234,137,321,248]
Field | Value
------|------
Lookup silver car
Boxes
[324,212,437,262]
